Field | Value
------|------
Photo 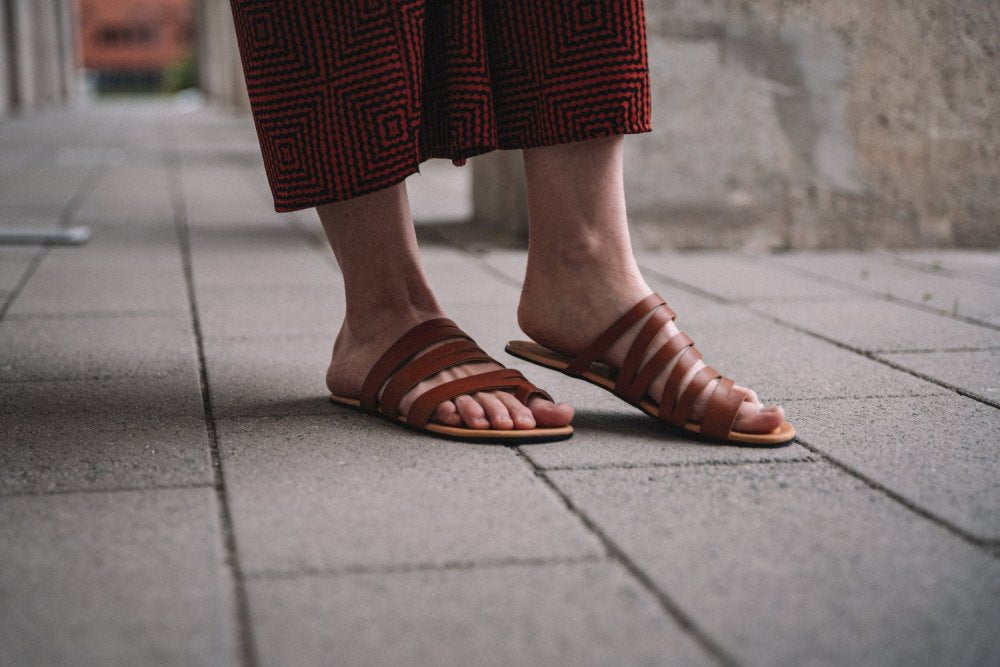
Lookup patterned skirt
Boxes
[229,1,651,212]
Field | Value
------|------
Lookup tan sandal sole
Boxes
[506,340,795,447]
[329,394,574,444]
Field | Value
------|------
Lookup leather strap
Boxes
[658,344,702,417]
[357,318,551,428]
[565,292,748,438]
[378,341,492,421]
[359,318,468,411]
[407,369,539,428]
[699,377,746,439]
[669,365,720,428]
[622,331,694,405]
[566,294,667,377]
[615,304,674,395]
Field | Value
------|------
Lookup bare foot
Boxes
[517,275,784,434]
[326,311,574,430]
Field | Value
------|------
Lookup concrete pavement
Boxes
[1,100,999,667]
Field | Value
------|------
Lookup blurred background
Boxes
[1,0,998,250]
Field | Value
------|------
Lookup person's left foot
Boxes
[517,274,785,434]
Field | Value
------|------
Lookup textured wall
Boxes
[628,0,1000,249]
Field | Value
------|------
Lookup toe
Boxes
[475,392,515,430]
[455,394,490,429]
[496,392,538,430]
[526,395,574,428]
[432,400,462,426]
[735,384,760,404]
[733,401,785,433]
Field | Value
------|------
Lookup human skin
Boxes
[321,134,784,433]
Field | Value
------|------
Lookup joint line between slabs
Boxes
[0,482,214,499]
[763,257,1000,332]
[540,456,819,472]
[743,306,1000,412]
[793,437,1000,559]
[514,447,741,667]
[245,554,605,581]
[162,123,259,667]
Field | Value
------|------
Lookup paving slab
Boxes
[197,284,342,338]
[73,165,175,226]
[180,163,287,226]
[0,314,198,382]
[1,415,213,495]
[202,334,333,417]
[892,250,1000,286]
[753,297,1000,352]
[549,463,1000,666]
[190,232,335,288]
[790,394,1000,540]
[247,561,713,667]
[0,372,211,494]
[217,414,601,575]
[0,248,37,292]
[8,259,188,315]
[774,253,1000,325]
[0,164,93,209]
[638,252,856,301]
[876,349,1000,405]
[0,488,237,666]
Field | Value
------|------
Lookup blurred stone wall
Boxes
[0,0,78,118]
[627,0,1000,249]
[196,0,249,112]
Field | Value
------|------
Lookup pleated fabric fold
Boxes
[229,1,651,212]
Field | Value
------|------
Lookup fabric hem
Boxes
[269,121,653,213]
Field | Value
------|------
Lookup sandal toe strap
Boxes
[379,340,494,421]
[699,377,746,440]
[360,318,469,411]
[407,369,540,428]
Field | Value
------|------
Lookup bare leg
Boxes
[320,182,573,430]
[517,136,784,433]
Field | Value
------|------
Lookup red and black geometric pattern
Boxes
[229,1,652,212]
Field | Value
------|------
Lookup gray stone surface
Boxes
[8,255,188,316]
[0,314,199,382]
[791,394,1000,540]
[0,488,237,666]
[190,232,335,288]
[877,349,1000,405]
[638,252,855,301]
[894,250,1000,286]
[197,284,342,338]
[0,248,36,292]
[202,334,333,417]
[247,561,714,667]
[0,373,211,494]
[72,165,175,226]
[217,415,601,575]
[774,253,1000,325]
[755,297,1000,352]
[551,463,1000,666]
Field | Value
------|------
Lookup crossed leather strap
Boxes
[359,318,554,428]
[565,294,748,440]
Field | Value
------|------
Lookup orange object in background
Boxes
[78,0,194,92]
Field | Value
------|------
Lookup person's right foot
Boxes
[326,311,574,430]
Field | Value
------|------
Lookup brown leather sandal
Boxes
[505,294,795,446]
[329,318,573,443]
